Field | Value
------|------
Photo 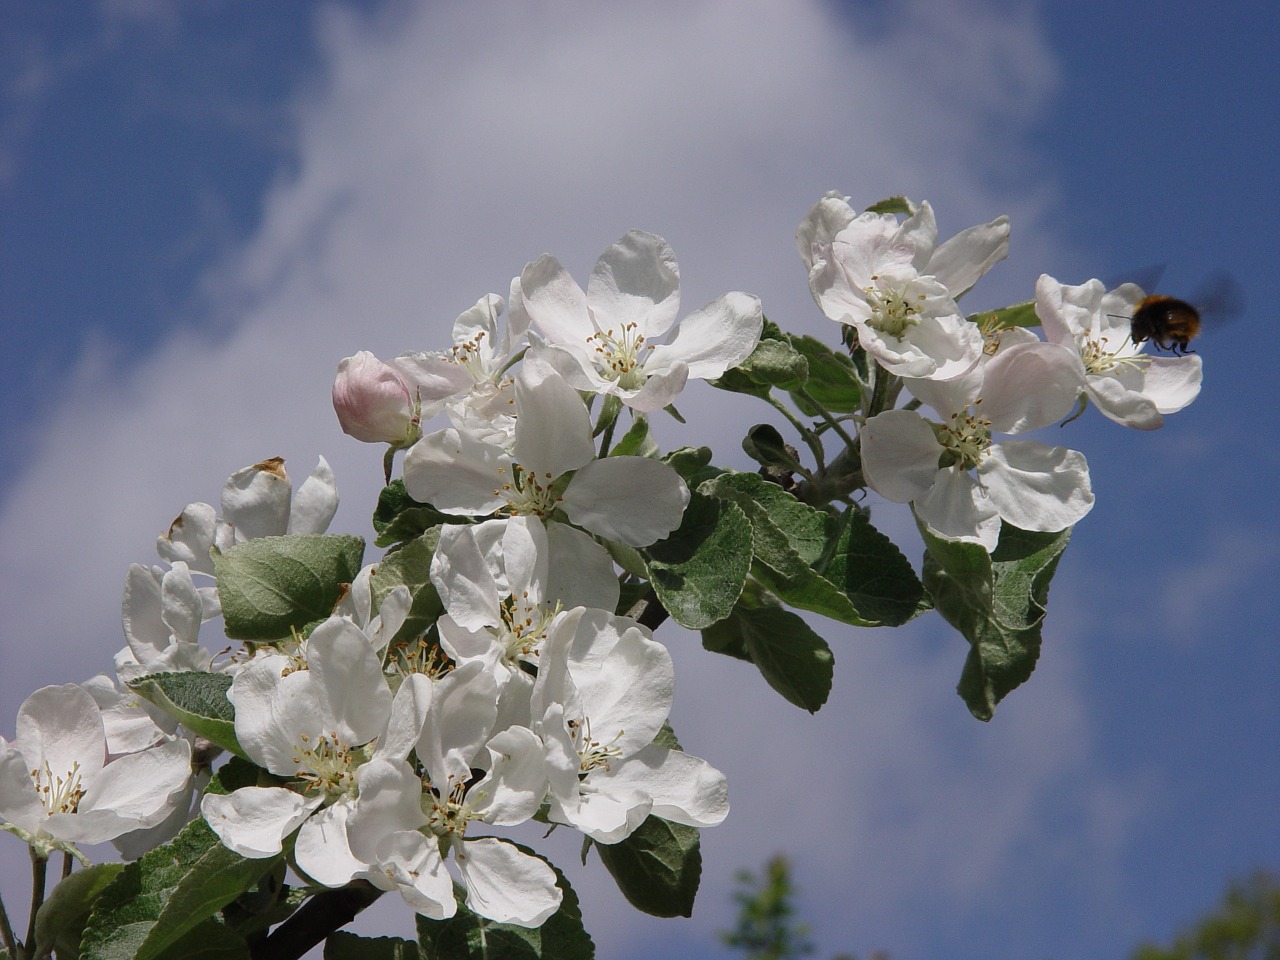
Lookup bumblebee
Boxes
[1123,272,1243,355]
[1128,295,1201,355]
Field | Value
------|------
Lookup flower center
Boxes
[1080,333,1151,376]
[31,760,87,815]
[937,403,992,471]
[864,278,924,338]
[495,465,562,518]
[498,593,561,661]
[566,715,624,777]
[425,771,484,840]
[293,731,358,798]
[450,330,493,383]
[586,322,652,389]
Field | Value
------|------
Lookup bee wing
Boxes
[1103,263,1166,297]
[1190,271,1245,323]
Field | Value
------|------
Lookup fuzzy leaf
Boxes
[213,535,365,641]
[642,493,751,630]
[128,672,244,759]
[594,816,702,918]
[79,818,277,960]
[702,603,833,712]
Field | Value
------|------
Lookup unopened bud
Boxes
[332,351,419,445]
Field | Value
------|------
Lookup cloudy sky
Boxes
[2,1,1277,958]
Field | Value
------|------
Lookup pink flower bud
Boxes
[332,351,419,445]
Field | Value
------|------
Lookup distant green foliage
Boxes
[1130,871,1280,960]
[721,856,815,960]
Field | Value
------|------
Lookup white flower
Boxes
[531,608,728,844]
[201,616,403,858]
[403,366,689,547]
[801,197,1007,380]
[1035,274,1203,429]
[520,230,763,412]
[430,517,619,728]
[861,343,1094,550]
[0,685,192,856]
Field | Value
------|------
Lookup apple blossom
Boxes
[1035,273,1203,429]
[520,230,763,412]
[332,350,421,446]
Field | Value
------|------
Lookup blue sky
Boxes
[1,2,1277,958]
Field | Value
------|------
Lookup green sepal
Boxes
[593,816,702,918]
[641,492,752,630]
[701,601,833,712]
[128,672,245,760]
[592,393,623,439]
[33,863,126,960]
[416,847,593,959]
[918,517,1071,721]
[372,481,472,549]
[79,818,279,960]
[213,534,365,641]
[325,933,423,959]
[608,413,659,458]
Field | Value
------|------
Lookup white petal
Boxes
[621,363,689,413]
[456,837,562,927]
[1086,374,1163,430]
[0,740,47,833]
[859,410,942,503]
[201,787,320,858]
[914,469,1001,551]
[644,292,763,381]
[301,617,393,746]
[221,458,292,540]
[471,727,547,826]
[928,215,1010,296]
[1035,274,1103,347]
[346,758,428,864]
[519,254,594,348]
[295,798,365,887]
[16,685,106,783]
[1143,354,1203,414]
[980,341,1085,433]
[545,522,620,613]
[431,524,503,631]
[56,739,192,844]
[419,662,499,784]
[374,831,455,919]
[560,457,689,546]
[513,368,595,477]
[586,230,681,339]
[155,502,218,574]
[795,192,856,271]
[402,428,508,516]
[160,562,203,645]
[288,457,339,535]
[373,674,434,763]
[981,441,1094,532]
[594,744,728,828]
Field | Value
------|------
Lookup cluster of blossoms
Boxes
[0,198,1203,958]
[799,192,1200,549]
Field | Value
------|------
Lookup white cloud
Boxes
[0,1,1132,956]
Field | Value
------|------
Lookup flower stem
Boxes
[763,394,825,472]
[25,851,47,958]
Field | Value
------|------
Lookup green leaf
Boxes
[34,863,126,960]
[918,518,1071,721]
[416,848,593,959]
[865,195,914,215]
[662,446,722,490]
[968,299,1038,331]
[594,815,702,918]
[820,508,924,626]
[369,530,444,646]
[784,335,861,415]
[326,932,423,959]
[372,481,471,549]
[213,534,365,641]
[642,493,751,630]
[701,603,833,712]
[608,414,659,458]
[80,818,279,960]
[128,672,245,759]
